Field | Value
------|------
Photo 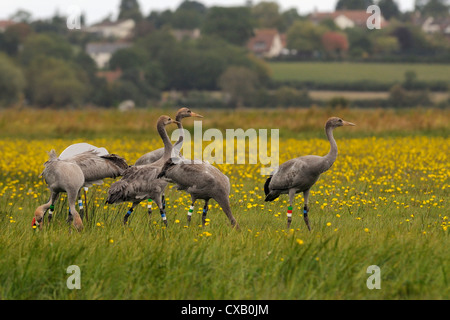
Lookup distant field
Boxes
[269,62,450,84]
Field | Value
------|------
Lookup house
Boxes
[84,19,135,39]
[86,42,132,68]
[0,20,15,32]
[310,10,388,29]
[247,29,284,58]
[420,16,450,36]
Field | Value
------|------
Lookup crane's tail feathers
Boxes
[265,191,280,202]
[101,154,129,171]
[157,158,175,179]
[105,180,128,204]
[264,176,272,197]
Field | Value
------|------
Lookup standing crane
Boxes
[105,115,179,226]
[132,107,203,218]
[264,117,355,230]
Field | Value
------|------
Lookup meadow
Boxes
[0,107,448,300]
[269,62,450,84]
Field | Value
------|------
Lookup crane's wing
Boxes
[59,143,108,160]
[269,156,322,191]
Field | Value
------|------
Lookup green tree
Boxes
[218,66,260,108]
[418,0,450,17]
[171,1,207,29]
[0,23,33,56]
[202,7,254,46]
[118,0,143,21]
[251,1,283,29]
[26,57,88,107]
[20,33,73,66]
[286,20,328,54]
[378,0,401,20]
[0,53,25,106]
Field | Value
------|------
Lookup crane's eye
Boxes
[339,119,342,122]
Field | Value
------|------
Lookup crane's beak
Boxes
[343,121,356,126]
[191,112,203,118]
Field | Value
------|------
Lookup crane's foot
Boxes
[123,209,133,225]
[303,209,311,231]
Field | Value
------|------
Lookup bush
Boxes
[0,53,25,106]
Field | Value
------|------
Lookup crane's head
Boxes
[158,115,180,127]
[326,117,356,129]
[176,107,203,120]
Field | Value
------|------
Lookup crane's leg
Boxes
[47,192,58,224]
[287,189,296,229]
[67,189,83,232]
[202,199,210,227]
[187,199,196,225]
[83,187,89,222]
[154,195,168,227]
[162,194,166,211]
[147,199,153,218]
[303,189,311,231]
[124,202,139,225]
[77,190,84,221]
[33,191,58,228]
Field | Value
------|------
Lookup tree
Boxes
[321,31,349,57]
[20,33,73,66]
[218,66,259,108]
[118,0,143,21]
[378,0,401,20]
[26,57,88,107]
[416,0,450,17]
[0,23,33,56]
[286,20,328,55]
[0,53,25,106]
[202,7,254,46]
[251,1,283,29]
[336,0,374,10]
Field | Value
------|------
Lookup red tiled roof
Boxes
[311,10,387,27]
[247,29,280,53]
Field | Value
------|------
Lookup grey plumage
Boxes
[134,148,164,166]
[33,149,129,231]
[264,117,355,230]
[106,115,180,226]
[107,108,203,226]
[158,158,238,228]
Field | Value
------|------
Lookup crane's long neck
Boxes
[322,124,338,172]
[175,114,184,146]
[157,121,173,161]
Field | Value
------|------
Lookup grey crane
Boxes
[106,115,180,226]
[32,149,128,231]
[157,143,240,229]
[264,117,355,230]
[132,107,203,217]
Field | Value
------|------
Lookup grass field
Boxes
[0,107,448,300]
[269,62,450,84]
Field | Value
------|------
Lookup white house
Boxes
[86,42,132,68]
[246,29,285,58]
[84,19,135,39]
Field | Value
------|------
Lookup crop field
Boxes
[269,62,450,84]
[0,107,448,300]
